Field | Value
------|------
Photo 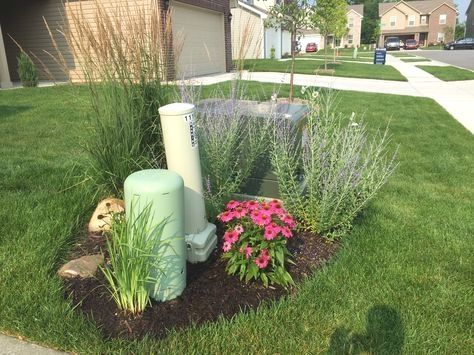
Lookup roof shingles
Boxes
[379,0,455,16]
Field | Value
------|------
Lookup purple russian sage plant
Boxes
[177,79,275,219]
[272,89,398,238]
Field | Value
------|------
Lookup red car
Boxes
[404,39,419,50]
[305,42,317,53]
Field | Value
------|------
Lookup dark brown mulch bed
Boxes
[64,226,339,340]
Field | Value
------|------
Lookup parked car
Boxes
[443,38,474,50]
[385,37,400,50]
[305,42,317,53]
[404,39,419,50]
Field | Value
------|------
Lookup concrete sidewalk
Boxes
[187,60,474,134]
[387,55,474,133]
[0,334,65,355]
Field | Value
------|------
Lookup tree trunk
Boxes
[289,31,296,102]
[324,34,328,70]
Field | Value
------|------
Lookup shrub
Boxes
[179,80,273,220]
[272,89,398,238]
[219,199,296,288]
[53,0,172,194]
[101,205,168,314]
[270,46,276,60]
[17,53,38,87]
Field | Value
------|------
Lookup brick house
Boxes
[0,0,232,87]
[378,0,457,47]
[466,0,474,37]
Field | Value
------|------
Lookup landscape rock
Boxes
[57,254,104,279]
[88,198,124,235]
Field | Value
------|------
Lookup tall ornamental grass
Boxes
[101,206,168,314]
[272,89,398,238]
[179,80,274,219]
[50,0,173,194]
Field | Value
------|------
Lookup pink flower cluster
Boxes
[218,199,296,269]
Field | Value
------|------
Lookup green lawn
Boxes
[416,65,474,81]
[297,53,373,62]
[243,59,407,81]
[0,84,473,353]
[388,52,416,57]
[420,45,443,50]
[401,58,431,62]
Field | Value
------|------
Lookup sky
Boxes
[456,0,470,22]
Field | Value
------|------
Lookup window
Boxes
[421,15,427,24]
[439,14,446,24]
[348,35,353,44]
[437,32,445,42]
[408,15,415,26]
[390,16,397,27]
[349,18,354,28]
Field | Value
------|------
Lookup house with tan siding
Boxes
[466,0,474,37]
[378,0,457,47]
[0,0,232,87]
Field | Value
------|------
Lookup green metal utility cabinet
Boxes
[124,169,185,302]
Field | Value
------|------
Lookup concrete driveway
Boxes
[415,50,474,70]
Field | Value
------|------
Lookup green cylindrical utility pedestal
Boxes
[124,169,185,302]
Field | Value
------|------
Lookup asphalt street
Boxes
[415,49,474,70]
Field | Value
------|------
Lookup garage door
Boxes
[172,2,226,77]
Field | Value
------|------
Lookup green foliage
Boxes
[311,0,348,69]
[219,200,295,288]
[272,89,398,237]
[17,53,39,88]
[85,79,169,195]
[455,22,465,39]
[101,205,168,314]
[1,85,473,353]
[270,46,276,60]
[444,26,455,42]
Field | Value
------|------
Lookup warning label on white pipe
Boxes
[184,113,198,148]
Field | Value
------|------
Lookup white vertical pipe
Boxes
[158,103,207,235]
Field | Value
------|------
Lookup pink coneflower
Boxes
[254,249,270,268]
[226,200,240,210]
[222,241,232,252]
[281,226,293,238]
[224,230,239,244]
[259,202,273,216]
[244,200,259,211]
[233,206,248,218]
[254,255,269,269]
[253,212,271,227]
[269,200,283,215]
[264,225,277,240]
[219,211,235,223]
[269,222,281,235]
[245,246,253,259]
[235,224,244,235]
[282,214,296,229]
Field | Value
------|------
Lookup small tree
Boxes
[311,0,347,70]
[266,0,312,101]
[332,15,348,62]
[444,26,455,43]
[17,53,39,87]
